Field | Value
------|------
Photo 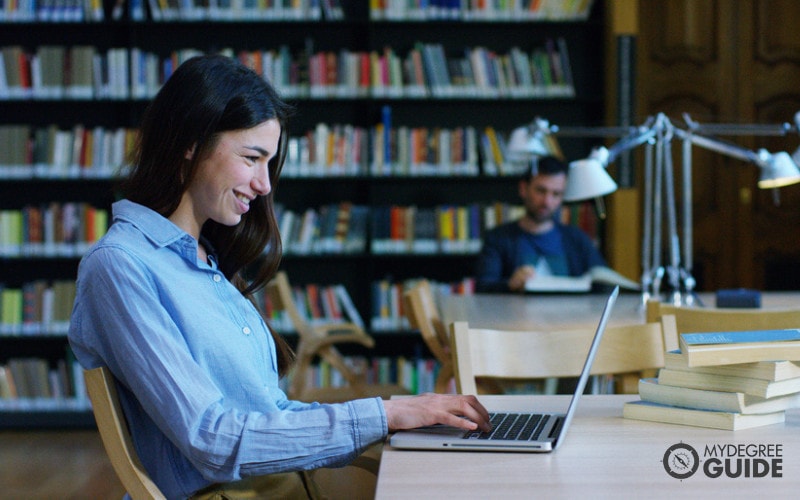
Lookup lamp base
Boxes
[641,266,703,307]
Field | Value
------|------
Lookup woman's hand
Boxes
[383,393,492,432]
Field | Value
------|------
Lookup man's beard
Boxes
[526,206,554,225]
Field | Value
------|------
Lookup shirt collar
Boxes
[112,199,189,247]
[112,200,223,270]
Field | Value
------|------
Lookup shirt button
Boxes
[213,274,221,282]
[242,327,252,335]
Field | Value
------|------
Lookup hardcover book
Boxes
[657,367,800,399]
[638,378,800,415]
[679,329,800,367]
[623,400,786,431]
[663,350,800,382]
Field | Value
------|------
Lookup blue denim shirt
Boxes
[68,200,387,499]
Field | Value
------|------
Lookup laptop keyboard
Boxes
[463,412,548,441]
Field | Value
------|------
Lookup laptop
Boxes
[389,286,619,453]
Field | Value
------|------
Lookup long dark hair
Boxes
[120,54,295,375]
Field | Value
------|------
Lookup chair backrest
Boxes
[402,280,454,393]
[264,271,378,401]
[84,366,166,500]
[646,300,800,334]
[450,320,668,395]
[264,270,318,340]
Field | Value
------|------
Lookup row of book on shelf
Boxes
[0,124,133,179]
[0,0,105,22]
[0,280,77,336]
[371,0,595,21]
[369,276,474,332]
[254,276,473,336]
[0,0,594,23]
[285,118,487,178]
[0,203,109,258]
[282,355,441,396]
[135,0,345,22]
[0,352,441,408]
[0,119,562,179]
[0,350,88,406]
[623,326,800,431]
[2,275,473,336]
[273,200,596,257]
[0,199,597,259]
[0,0,342,22]
[0,38,575,101]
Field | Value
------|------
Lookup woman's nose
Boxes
[251,164,271,195]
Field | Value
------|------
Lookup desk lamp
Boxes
[506,117,553,160]
[558,113,800,306]
[561,118,661,216]
[669,114,800,305]
[511,114,800,305]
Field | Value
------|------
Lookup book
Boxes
[524,266,640,293]
[638,377,800,415]
[344,205,369,253]
[335,284,365,330]
[67,45,95,100]
[0,364,17,398]
[664,349,800,381]
[622,400,786,431]
[657,367,800,399]
[679,329,800,367]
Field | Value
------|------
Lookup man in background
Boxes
[475,155,606,293]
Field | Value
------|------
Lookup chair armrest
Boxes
[313,322,368,337]
[303,330,376,353]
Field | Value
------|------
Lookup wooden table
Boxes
[439,291,800,330]
[376,395,800,499]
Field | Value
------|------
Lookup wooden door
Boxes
[632,0,800,291]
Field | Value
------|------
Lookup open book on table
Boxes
[524,266,641,293]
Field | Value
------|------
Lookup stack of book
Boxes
[623,329,800,430]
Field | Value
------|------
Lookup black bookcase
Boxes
[0,0,605,427]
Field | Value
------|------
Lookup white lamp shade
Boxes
[563,158,618,202]
[507,126,549,160]
[758,151,800,188]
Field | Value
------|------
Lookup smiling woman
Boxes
[66,54,490,499]
[173,119,281,239]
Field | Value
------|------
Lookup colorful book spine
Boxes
[0,280,77,335]
[0,203,109,258]
[1,41,577,102]
[370,0,595,21]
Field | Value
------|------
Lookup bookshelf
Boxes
[0,1,606,427]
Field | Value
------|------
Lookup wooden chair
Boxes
[85,366,381,499]
[84,366,166,500]
[646,300,800,335]
[402,280,454,393]
[449,320,670,395]
[265,271,409,403]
